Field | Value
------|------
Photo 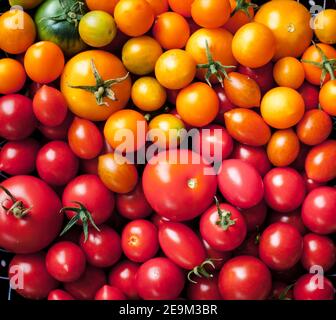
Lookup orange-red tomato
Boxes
[86,0,120,14]
[319,79,336,116]
[273,57,305,89]
[296,109,332,146]
[224,108,271,146]
[0,58,26,94]
[153,12,190,49]
[168,0,194,17]
[314,9,336,45]
[146,0,169,15]
[267,129,300,167]
[24,41,64,84]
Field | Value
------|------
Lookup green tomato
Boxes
[9,0,44,9]
[79,10,117,48]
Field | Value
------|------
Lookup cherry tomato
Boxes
[187,275,222,300]
[39,113,74,141]
[302,172,326,193]
[146,0,169,15]
[86,0,119,14]
[168,0,193,17]
[95,285,126,300]
[0,58,26,94]
[298,82,319,110]
[314,9,336,44]
[48,290,74,301]
[240,201,267,232]
[319,79,336,116]
[273,57,305,89]
[234,232,260,258]
[213,86,236,124]
[202,239,232,270]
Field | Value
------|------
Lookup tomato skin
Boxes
[301,187,336,235]
[273,57,305,89]
[218,159,264,209]
[319,79,336,116]
[234,232,260,258]
[122,220,159,263]
[301,233,335,272]
[202,239,232,270]
[240,201,267,232]
[38,113,74,141]
[136,257,185,300]
[9,253,58,300]
[218,256,272,300]
[187,276,222,300]
[142,150,217,221]
[314,9,336,44]
[259,222,303,271]
[305,140,336,183]
[48,289,74,300]
[159,222,207,269]
[298,82,319,110]
[0,139,40,176]
[224,109,271,147]
[0,58,26,94]
[263,167,306,213]
[95,285,126,300]
[46,241,86,282]
[0,176,63,254]
[168,0,193,17]
[213,86,236,124]
[86,0,119,14]
[36,141,79,186]
[200,202,247,251]
[80,225,122,268]
[0,94,37,141]
[224,0,254,34]
[293,274,335,300]
[302,173,326,193]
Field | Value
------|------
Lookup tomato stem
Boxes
[187,259,216,284]
[231,0,258,18]
[278,284,294,300]
[214,196,236,230]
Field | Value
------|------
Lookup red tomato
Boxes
[0,138,40,175]
[218,256,272,300]
[271,281,294,300]
[240,200,267,232]
[213,86,236,124]
[48,290,74,300]
[187,275,222,300]
[142,150,217,221]
[46,241,86,282]
[218,159,264,209]
[259,222,303,271]
[0,176,62,253]
[9,253,58,300]
[202,239,232,270]
[0,94,37,141]
[263,167,306,212]
[36,141,79,186]
[38,112,73,141]
[302,172,326,193]
[234,232,260,258]
[301,187,336,235]
[122,220,159,262]
[95,285,126,300]
[298,82,319,110]
[136,257,185,300]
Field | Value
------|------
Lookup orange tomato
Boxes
[168,0,194,17]
[24,41,64,84]
[319,80,336,116]
[254,0,313,60]
[146,0,169,15]
[98,152,138,194]
[273,57,305,89]
[267,129,300,167]
[260,87,305,129]
[0,9,36,54]
[0,58,26,94]
[176,82,219,127]
[153,12,190,49]
[314,9,336,45]
[114,0,154,37]
[86,0,120,14]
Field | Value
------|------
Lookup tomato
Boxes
[293,274,335,300]
[267,129,300,167]
[213,86,236,124]
[0,58,26,94]
[218,256,272,300]
[234,232,260,258]
[61,50,131,121]
[0,94,37,141]
[98,153,138,194]
[0,139,40,176]
[301,187,336,235]
[168,0,193,17]
[240,201,267,232]
[104,109,148,153]
[305,140,336,183]
[298,82,319,110]
[191,0,231,28]
[114,0,154,37]
[186,28,236,85]
[36,141,79,186]
[146,0,169,15]
[301,44,336,85]
[301,233,335,272]
[136,257,185,300]
[254,0,312,60]
[259,222,303,271]
[319,79,336,116]
[33,85,68,127]
[48,289,74,300]
[79,11,117,47]
[187,275,222,300]
[0,176,62,253]
[131,77,167,112]
[95,285,126,300]
[273,57,305,89]
[86,0,119,14]
[80,225,122,268]
[9,0,44,9]
[264,167,306,212]
[155,49,196,90]
[200,200,247,251]
[202,239,232,270]
[271,281,294,300]
[9,253,58,300]
[108,260,140,299]
[0,9,36,54]
[224,109,271,146]
[142,150,217,221]
[314,9,336,44]
[46,241,86,282]
[64,266,106,300]
[39,112,74,141]
[302,172,326,193]
[260,87,305,129]
[153,12,190,49]
[122,36,163,76]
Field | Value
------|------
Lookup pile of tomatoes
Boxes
[0,0,336,301]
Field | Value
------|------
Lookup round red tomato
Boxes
[48,289,74,300]
[38,112,73,141]
[240,200,267,232]
[95,285,126,300]
[302,172,326,193]
[187,275,222,300]
[298,82,319,110]
[213,86,236,124]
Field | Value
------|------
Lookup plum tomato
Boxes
[48,290,74,300]
[95,285,126,300]
[38,113,74,141]
[187,275,222,300]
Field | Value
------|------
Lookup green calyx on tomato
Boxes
[187,259,216,284]
[69,59,129,106]
[231,0,258,18]
[196,40,236,87]
[214,196,236,231]
[60,201,100,242]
